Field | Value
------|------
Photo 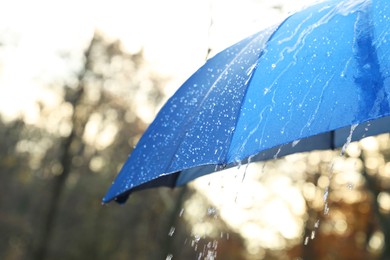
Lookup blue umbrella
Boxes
[103,0,390,203]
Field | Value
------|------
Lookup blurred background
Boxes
[1,0,390,259]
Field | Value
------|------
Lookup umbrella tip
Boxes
[101,193,131,205]
[114,193,131,204]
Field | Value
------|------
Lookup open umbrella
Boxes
[103,0,390,203]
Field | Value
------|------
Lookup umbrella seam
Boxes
[163,33,275,182]
[225,14,295,164]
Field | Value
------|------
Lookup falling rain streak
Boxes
[168,227,176,237]
[305,122,361,246]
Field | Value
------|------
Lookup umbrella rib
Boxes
[163,32,276,177]
[226,0,378,163]
[224,15,298,164]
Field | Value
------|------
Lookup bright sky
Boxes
[0,0,318,122]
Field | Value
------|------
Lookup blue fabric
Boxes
[103,0,390,203]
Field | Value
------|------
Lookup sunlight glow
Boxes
[83,113,118,150]
[377,192,390,213]
[368,231,384,253]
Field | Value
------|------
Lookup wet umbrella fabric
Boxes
[103,0,390,203]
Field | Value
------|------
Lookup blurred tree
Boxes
[360,136,390,259]
[0,118,34,260]
[0,31,203,260]
[27,32,182,259]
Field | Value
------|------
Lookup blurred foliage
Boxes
[289,134,390,260]
[0,32,230,260]
[0,31,389,260]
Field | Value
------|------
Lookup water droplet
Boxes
[179,208,184,217]
[236,160,242,169]
[347,183,354,190]
[292,139,300,147]
[324,202,330,215]
[273,147,282,159]
[168,226,175,237]
[166,254,173,260]
[311,230,316,239]
[205,246,217,260]
[340,124,358,156]
[194,234,201,243]
[323,187,329,202]
[304,236,309,245]
[314,220,320,229]
[271,63,276,68]
[363,63,371,70]
[207,207,218,217]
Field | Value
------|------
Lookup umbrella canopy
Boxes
[103,0,390,203]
